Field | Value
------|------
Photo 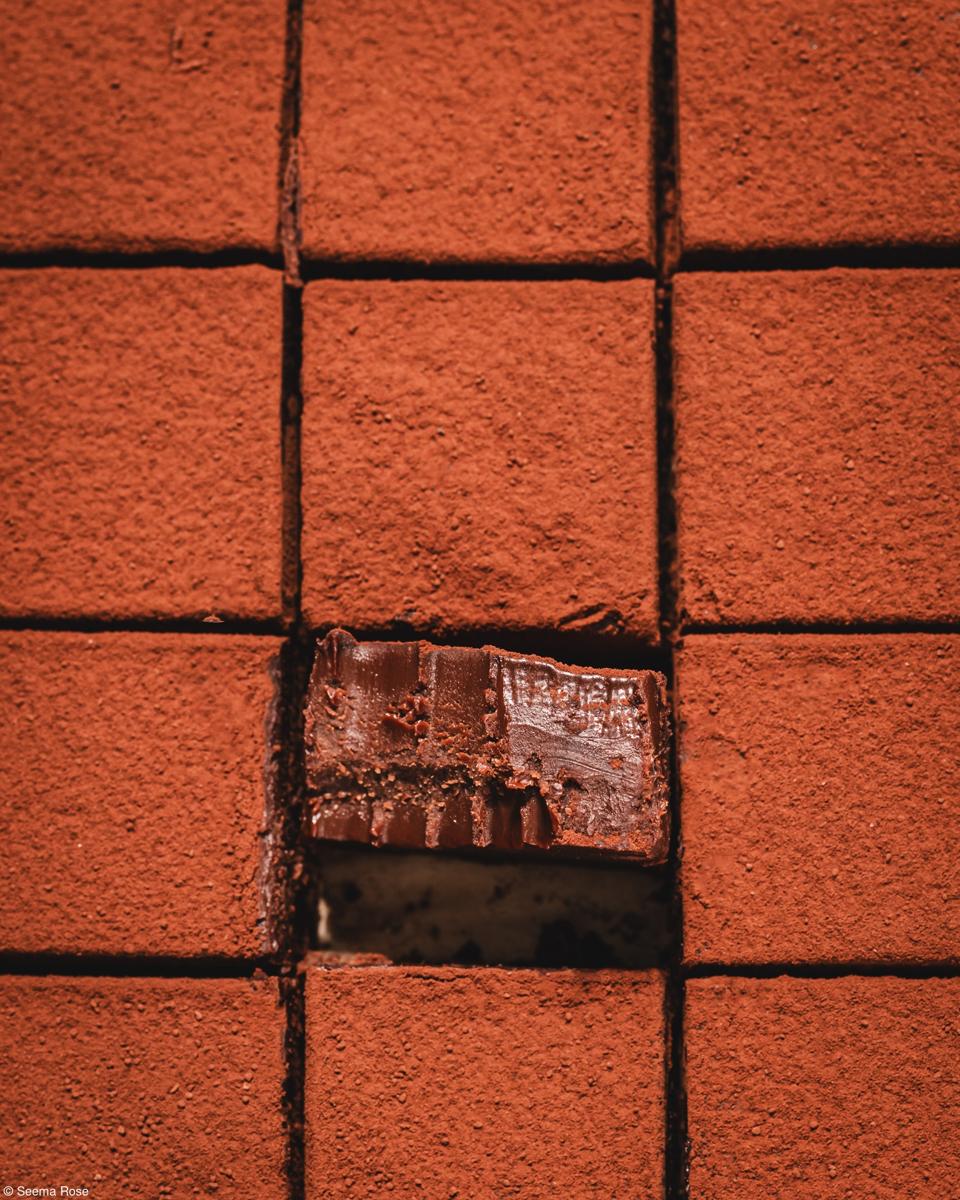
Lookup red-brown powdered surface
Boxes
[686,976,960,1199]
[305,966,665,1199]
[0,268,282,620]
[1,3,958,1194]
[0,0,284,251]
[0,632,280,957]
[674,270,960,625]
[0,976,286,1198]
[302,280,657,637]
[676,1,960,252]
[678,634,960,964]
[300,0,653,263]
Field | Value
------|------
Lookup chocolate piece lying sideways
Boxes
[303,630,670,862]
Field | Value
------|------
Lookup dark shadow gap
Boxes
[264,634,312,963]
[5,248,955,278]
[679,243,960,273]
[0,253,653,283]
[299,258,655,282]
[281,973,306,1200]
[653,298,678,638]
[653,0,686,1196]
[278,0,303,285]
[305,620,671,674]
[686,961,960,980]
[307,844,671,970]
[0,953,272,978]
[0,248,281,271]
[277,6,307,1200]
[281,284,304,621]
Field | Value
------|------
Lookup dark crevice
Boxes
[269,274,308,969]
[653,3,680,283]
[281,284,304,622]
[653,312,678,647]
[0,953,272,978]
[686,961,960,980]
[665,974,688,1200]
[265,636,311,964]
[268,630,312,1200]
[279,0,304,286]
[0,248,281,271]
[260,648,287,960]
[653,1,686,1199]
[0,614,286,636]
[280,973,306,1200]
[682,619,960,637]
[4,249,954,281]
[298,258,655,282]
[0,251,651,282]
[305,621,670,674]
[679,243,960,273]
[304,843,671,970]
[277,6,307,1200]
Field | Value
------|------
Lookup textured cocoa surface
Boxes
[677,1,960,252]
[0,0,284,251]
[0,632,280,957]
[674,270,960,624]
[686,977,960,1199]
[0,268,282,620]
[3,3,960,1192]
[302,280,657,637]
[304,629,670,860]
[305,967,664,1199]
[300,0,652,263]
[0,975,286,1198]
[678,634,960,964]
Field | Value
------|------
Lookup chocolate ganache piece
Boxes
[304,630,670,862]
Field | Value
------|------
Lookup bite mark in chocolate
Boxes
[304,630,670,862]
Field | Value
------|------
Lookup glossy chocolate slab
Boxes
[303,631,670,862]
